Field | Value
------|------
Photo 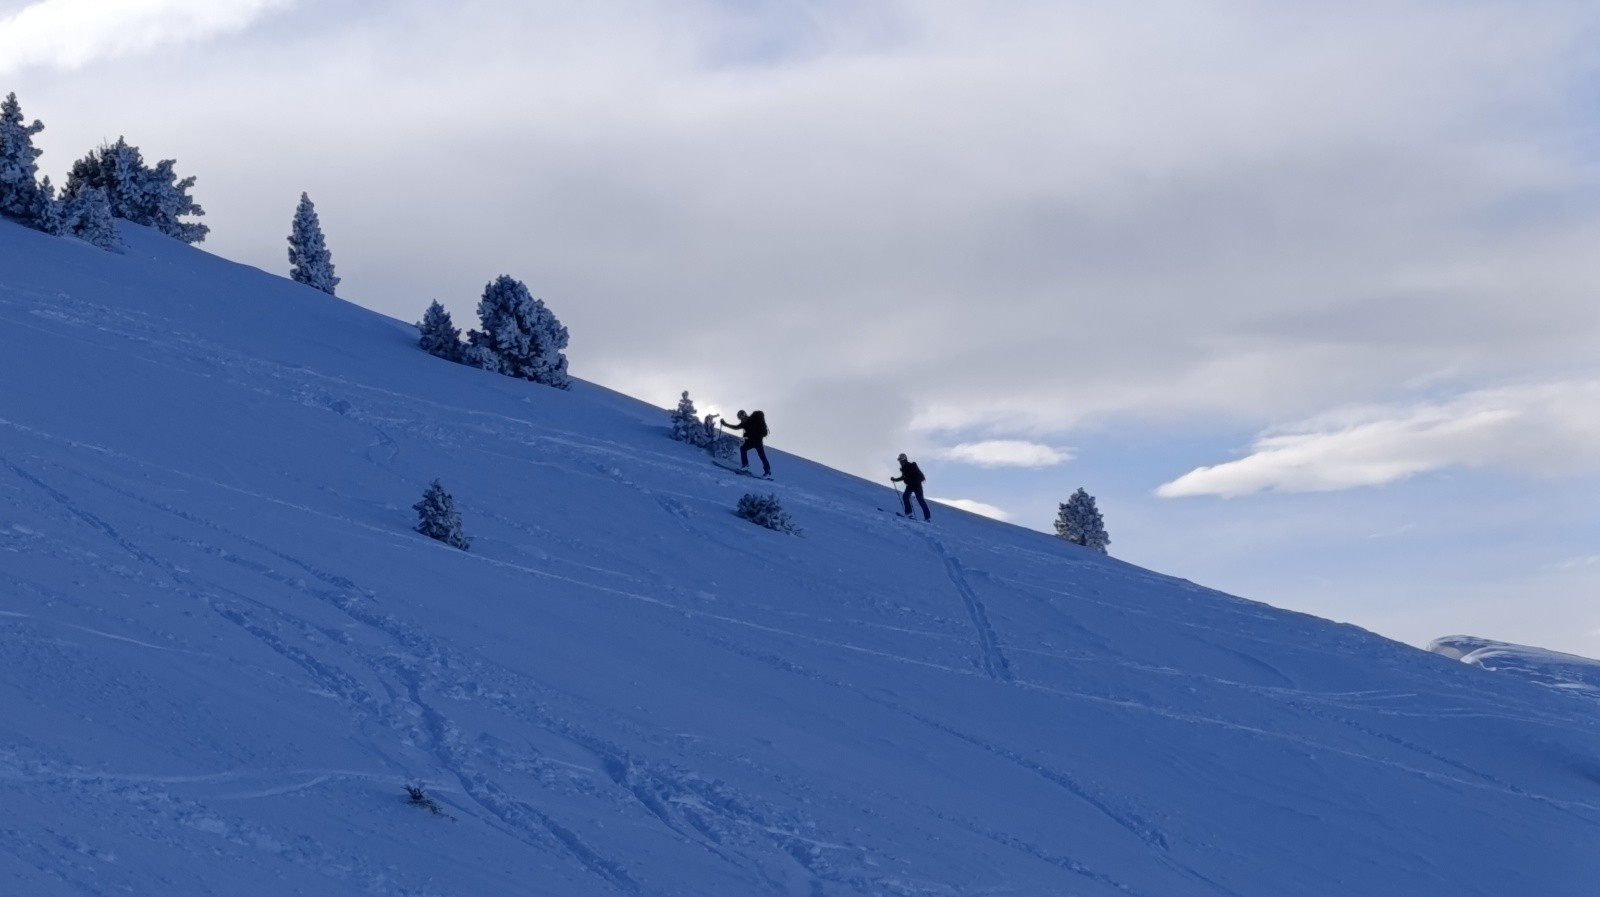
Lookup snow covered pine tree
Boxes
[417,300,464,363]
[64,137,208,243]
[414,480,470,550]
[463,275,571,389]
[1054,488,1110,554]
[0,92,48,225]
[669,391,713,448]
[287,192,339,295]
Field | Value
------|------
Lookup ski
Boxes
[712,459,772,480]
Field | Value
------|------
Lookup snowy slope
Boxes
[1430,636,1600,702]
[2,220,1598,897]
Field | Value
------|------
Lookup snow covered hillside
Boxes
[2,221,1598,897]
[1430,636,1600,703]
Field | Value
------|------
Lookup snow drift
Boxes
[1430,635,1600,702]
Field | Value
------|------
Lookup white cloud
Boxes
[0,0,290,74]
[1158,381,1600,498]
[933,498,1011,522]
[941,440,1071,468]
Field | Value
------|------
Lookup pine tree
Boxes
[0,92,47,225]
[669,391,712,447]
[413,480,470,550]
[417,300,463,362]
[287,192,339,294]
[1054,488,1110,554]
[65,137,208,243]
[463,275,571,389]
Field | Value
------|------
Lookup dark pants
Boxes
[741,438,770,475]
[902,482,930,519]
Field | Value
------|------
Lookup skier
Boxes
[717,409,771,477]
[891,453,930,520]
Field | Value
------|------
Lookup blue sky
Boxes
[3,0,1597,655]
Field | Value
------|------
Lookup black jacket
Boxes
[724,412,767,440]
[893,460,925,487]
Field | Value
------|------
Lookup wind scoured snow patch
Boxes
[1428,635,1600,701]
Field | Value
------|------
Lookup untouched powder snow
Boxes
[2,220,1598,896]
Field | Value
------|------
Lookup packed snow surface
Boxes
[2,221,1598,896]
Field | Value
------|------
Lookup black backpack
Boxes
[905,461,924,485]
[747,410,769,439]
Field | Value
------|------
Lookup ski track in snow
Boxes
[919,533,1014,682]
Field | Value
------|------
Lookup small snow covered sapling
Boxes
[1053,487,1110,554]
[417,300,463,362]
[414,479,470,550]
[669,391,714,448]
[736,492,800,535]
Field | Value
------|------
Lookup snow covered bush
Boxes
[707,419,741,460]
[669,391,714,448]
[417,300,463,362]
[736,492,800,535]
[405,784,446,815]
[463,275,571,389]
[64,137,208,243]
[414,479,470,550]
[1054,487,1110,554]
[287,192,339,295]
